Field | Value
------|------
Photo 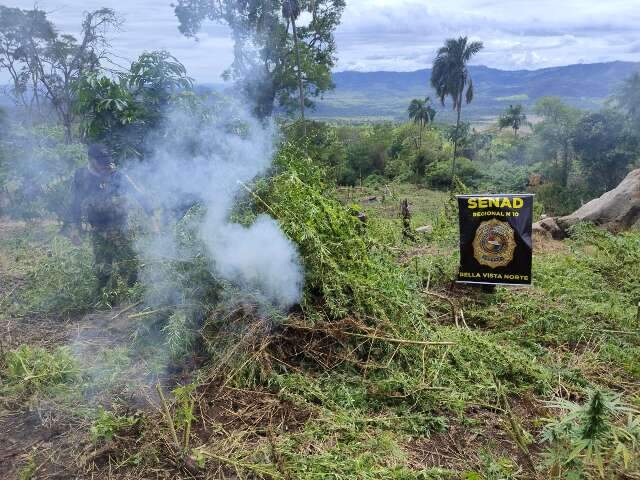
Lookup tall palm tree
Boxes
[282,0,306,135]
[430,36,483,185]
[408,97,437,147]
[498,104,528,137]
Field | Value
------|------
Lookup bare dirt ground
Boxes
[0,222,68,477]
[0,220,300,479]
[0,219,148,478]
[0,307,134,479]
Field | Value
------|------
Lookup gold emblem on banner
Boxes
[472,219,516,268]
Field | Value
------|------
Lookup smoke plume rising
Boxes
[125,97,303,311]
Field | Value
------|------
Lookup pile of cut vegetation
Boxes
[1,143,640,479]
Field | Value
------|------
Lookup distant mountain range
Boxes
[311,61,640,123]
[2,61,637,125]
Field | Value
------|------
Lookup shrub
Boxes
[17,236,97,315]
[1,124,85,220]
[91,407,139,442]
[1,345,80,396]
[476,160,530,193]
[363,173,386,188]
[533,182,590,216]
[425,158,482,190]
[261,143,424,322]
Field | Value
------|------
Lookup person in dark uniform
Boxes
[68,143,156,293]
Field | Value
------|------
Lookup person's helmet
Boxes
[87,143,112,167]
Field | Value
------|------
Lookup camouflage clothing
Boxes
[91,228,138,290]
[70,164,151,291]
[70,166,130,229]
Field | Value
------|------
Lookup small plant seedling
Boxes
[90,407,139,442]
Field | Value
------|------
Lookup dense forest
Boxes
[0,3,639,480]
[295,83,639,217]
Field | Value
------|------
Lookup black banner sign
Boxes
[456,194,533,286]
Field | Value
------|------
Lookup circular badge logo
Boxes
[472,219,516,268]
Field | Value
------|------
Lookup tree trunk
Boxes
[561,140,570,187]
[290,16,306,137]
[63,120,73,144]
[62,110,73,144]
[451,100,462,188]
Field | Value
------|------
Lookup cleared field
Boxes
[1,181,638,478]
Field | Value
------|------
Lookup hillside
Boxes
[311,61,640,123]
[3,62,637,125]
[2,181,640,478]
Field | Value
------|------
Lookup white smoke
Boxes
[124,97,303,310]
[204,215,303,307]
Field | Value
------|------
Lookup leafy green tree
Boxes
[573,110,637,194]
[74,75,138,156]
[477,160,529,193]
[426,156,481,189]
[284,120,346,183]
[498,104,527,137]
[282,0,305,130]
[174,0,345,119]
[407,97,436,147]
[330,123,396,185]
[613,72,640,130]
[0,6,54,114]
[533,97,581,187]
[446,121,471,154]
[0,7,120,141]
[75,51,193,160]
[430,36,483,186]
[126,51,193,122]
[468,129,493,161]
[383,123,448,182]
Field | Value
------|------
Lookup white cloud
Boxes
[334,0,640,71]
[3,0,639,81]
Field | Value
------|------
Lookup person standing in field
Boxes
[68,143,157,294]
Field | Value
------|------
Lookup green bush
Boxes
[425,158,482,190]
[262,143,424,322]
[2,124,85,220]
[2,345,80,396]
[476,160,530,193]
[363,173,386,187]
[17,236,97,315]
[91,407,139,442]
[533,182,590,216]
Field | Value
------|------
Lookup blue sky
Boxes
[5,0,640,82]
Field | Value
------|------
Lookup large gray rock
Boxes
[533,217,564,239]
[557,168,640,233]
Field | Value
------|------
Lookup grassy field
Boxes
[1,183,639,479]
